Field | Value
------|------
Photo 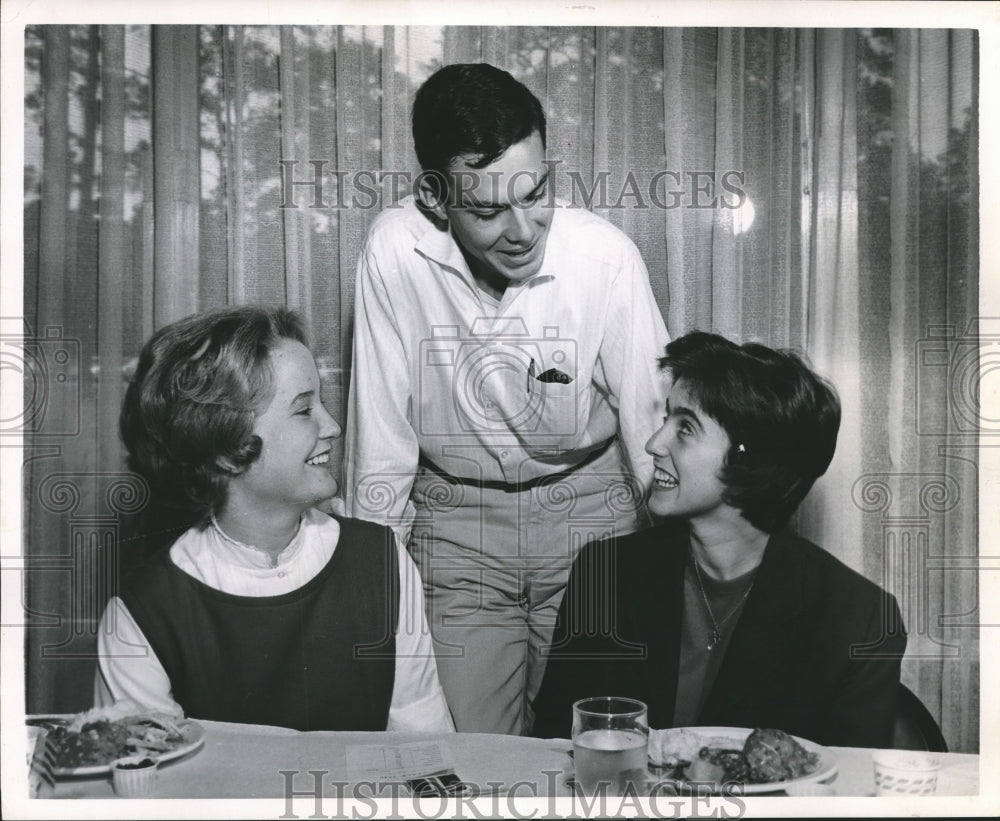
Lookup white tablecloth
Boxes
[45,720,979,801]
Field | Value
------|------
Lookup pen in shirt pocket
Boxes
[527,357,536,394]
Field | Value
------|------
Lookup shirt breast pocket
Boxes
[522,376,581,444]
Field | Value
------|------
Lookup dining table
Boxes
[32,718,984,817]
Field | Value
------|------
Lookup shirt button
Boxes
[500,450,509,460]
[277,571,287,578]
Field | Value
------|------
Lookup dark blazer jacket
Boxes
[531,520,906,747]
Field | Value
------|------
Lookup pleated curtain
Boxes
[21,25,978,752]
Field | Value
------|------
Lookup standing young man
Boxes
[344,63,669,734]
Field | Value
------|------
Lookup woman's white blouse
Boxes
[94,508,455,733]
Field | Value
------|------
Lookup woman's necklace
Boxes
[691,555,755,651]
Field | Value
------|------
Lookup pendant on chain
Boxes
[707,628,722,651]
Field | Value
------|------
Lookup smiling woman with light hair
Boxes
[95,306,454,734]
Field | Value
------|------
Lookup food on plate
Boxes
[648,728,696,769]
[46,720,131,769]
[32,700,194,770]
[683,757,726,784]
[63,698,178,730]
[648,728,729,770]
[648,727,820,785]
[742,727,819,782]
[699,747,754,782]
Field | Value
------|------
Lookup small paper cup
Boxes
[872,750,940,796]
[111,756,159,797]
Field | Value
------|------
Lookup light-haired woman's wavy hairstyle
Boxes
[120,306,307,524]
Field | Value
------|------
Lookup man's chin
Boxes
[496,260,543,283]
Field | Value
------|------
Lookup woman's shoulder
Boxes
[323,511,396,543]
[770,529,896,606]
[574,520,688,572]
[308,511,399,577]
[120,524,203,603]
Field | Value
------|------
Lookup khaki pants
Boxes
[408,444,644,735]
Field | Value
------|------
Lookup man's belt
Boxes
[417,439,617,494]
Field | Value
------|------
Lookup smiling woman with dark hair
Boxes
[656,331,842,534]
[531,331,906,748]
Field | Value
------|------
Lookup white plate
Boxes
[26,714,206,777]
[648,726,838,795]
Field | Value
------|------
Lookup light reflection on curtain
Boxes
[22,25,979,752]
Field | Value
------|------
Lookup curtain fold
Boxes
[885,28,979,754]
[97,25,126,475]
[800,30,864,576]
[221,25,248,304]
[21,25,979,752]
[152,26,200,321]
[710,27,744,338]
[37,26,69,329]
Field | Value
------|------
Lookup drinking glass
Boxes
[572,697,649,794]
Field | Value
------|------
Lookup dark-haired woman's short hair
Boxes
[120,306,308,523]
[660,331,842,533]
[412,62,546,195]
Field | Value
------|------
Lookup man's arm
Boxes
[594,246,670,496]
[343,249,420,544]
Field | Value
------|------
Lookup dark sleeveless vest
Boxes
[120,516,398,731]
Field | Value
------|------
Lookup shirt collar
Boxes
[413,206,469,276]
[209,514,307,569]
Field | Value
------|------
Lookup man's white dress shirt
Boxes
[344,195,670,539]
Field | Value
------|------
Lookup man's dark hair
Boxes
[660,331,841,533]
[412,62,546,187]
[120,306,308,524]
